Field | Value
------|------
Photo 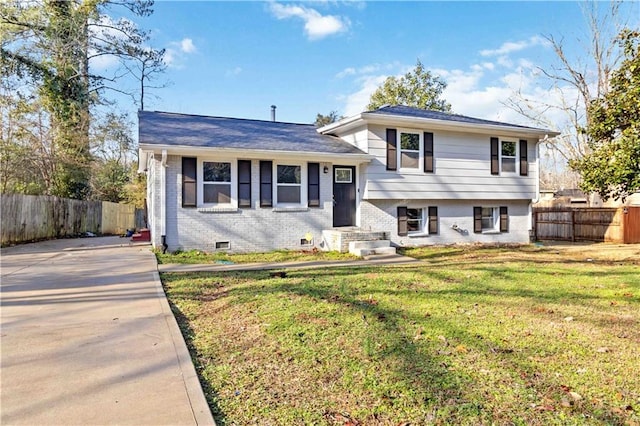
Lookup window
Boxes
[397,206,438,236]
[481,207,499,231]
[276,164,301,204]
[203,162,231,204]
[407,208,424,234]
[400,132,420,169]
[474,206,508,233]
[501,140,517,173]
[335,167,352,183]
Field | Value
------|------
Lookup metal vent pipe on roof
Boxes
[271,105,276,122]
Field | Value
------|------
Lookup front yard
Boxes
[161,244,639,425]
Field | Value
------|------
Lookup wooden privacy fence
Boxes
[1,194,146,246]
[533,206,640,243]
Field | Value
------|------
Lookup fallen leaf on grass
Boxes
[569,391,582,401]
[533,404,555,411]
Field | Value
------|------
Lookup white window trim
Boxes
[197,158,237,208]
[397,129,423,172]
[273,162,307,207]
[407,206,429,237]
[499,138,518,175]
[481,206,500,233]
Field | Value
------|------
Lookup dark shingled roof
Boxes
[366,105,549,131]
[138,110,367,155]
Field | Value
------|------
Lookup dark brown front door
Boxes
[333,166,356,227]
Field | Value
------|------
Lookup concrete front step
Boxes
[348,240,396,257]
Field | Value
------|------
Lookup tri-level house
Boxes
[139,105,559,254]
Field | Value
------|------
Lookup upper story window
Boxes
[400,132,420,169]
[501,140,517,173]
[276,164,302,204]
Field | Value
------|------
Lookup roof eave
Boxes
[138,143,373,162]
[317,113,365,134]
[360,112,560,138]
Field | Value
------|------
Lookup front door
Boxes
[333,166,356,227]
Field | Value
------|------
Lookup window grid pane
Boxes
[401,133,420,150]
[203,162,231,182]
[277,186,301,203]
[204,183,231,204]
[277,165,301,184]
[407,208,423,233]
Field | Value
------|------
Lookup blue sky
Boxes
[99,1,638,127]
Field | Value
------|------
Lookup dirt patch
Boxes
[539,242,640,262]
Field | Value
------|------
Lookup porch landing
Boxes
[321,228,395,255]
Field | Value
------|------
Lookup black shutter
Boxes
[428,206,438,234]
[308,162,320,207]
[500,206,509,232]
[259,161,272,207]
[397,206,408,236]
[490,137,499,175]
[386,128,397,171]
[519,139,528,176]
[473,206,482,233]
[238,160,251,208]
[424,132,434,173]
[182,157,197,207]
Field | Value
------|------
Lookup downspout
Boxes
[530,135,550,235]
[161,149,168,254]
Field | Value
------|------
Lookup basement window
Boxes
[215,241,230,250]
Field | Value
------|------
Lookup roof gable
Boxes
[138,111,367,155]
[367,105,545,131]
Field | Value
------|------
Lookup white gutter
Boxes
[138,144,373,162]
[529,134,552,232]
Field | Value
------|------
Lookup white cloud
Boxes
[164,38,197,69]
[226,66,243,77]
[480,35,548,57]
[335,67,356,78]
[342,74,388,116]
[180,38,196,53]
[269,2,350,40]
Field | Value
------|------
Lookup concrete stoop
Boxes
[348,239,397,257]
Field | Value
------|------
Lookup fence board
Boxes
[532,206,638,243]
[1,194,140,246]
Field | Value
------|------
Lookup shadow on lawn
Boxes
[162,258,638,424]
[164,296,228,425]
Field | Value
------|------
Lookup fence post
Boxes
[571,210,576,242]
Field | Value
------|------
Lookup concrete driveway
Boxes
[0,237,214,425]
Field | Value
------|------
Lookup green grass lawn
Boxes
[155,248,358,264]
[161,245,640,425]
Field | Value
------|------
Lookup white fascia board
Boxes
[360,113,560,139]
[316,114,365,134]
[137,144,373,163]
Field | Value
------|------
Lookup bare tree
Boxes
[504,1,635,188]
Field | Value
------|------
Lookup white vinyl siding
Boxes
[363,125,537,200]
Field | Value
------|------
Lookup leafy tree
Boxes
[505,2,633,188]
[367,60,451,112]
[570,29,640,201]
[1,0,165,199]
[314,110,341,127]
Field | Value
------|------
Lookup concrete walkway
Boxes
[1,237,214,426]
[159,253,420,273]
